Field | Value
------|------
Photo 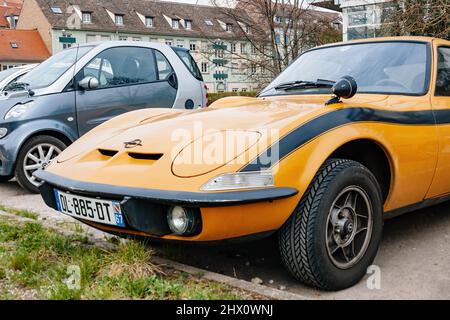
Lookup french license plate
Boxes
[54,189,126,227]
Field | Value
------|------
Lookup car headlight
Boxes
[167,206,202,236]
[0,128,7,139]
[201,171,274,191]
[4,101,34,120]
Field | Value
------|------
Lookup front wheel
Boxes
[15,135,66,194]
[278,159,383,291]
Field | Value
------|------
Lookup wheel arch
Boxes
[327,139,393,203]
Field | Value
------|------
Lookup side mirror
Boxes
[326,76,357,105]
[78,76,99,90]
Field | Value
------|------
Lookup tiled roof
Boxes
[0,29,50,62]
[0,1,22,27]
[35,0,255,40]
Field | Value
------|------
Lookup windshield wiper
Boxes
[274,79,336,91]
[5,82,35,96]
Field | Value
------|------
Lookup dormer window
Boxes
[172,19,180,29]
[51,6,62,14]
[185,19,192,30]
[226,23,233,33]
[82,12,92,23]
[10,42,18,49]
[115,14,124,26]
[205,20,213,26]
[145,16,154,28]
[275,16,282,23]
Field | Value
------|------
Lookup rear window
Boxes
[172,47,203,81]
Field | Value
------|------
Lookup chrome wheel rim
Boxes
[326,186,373,270]
[23,143,61,187]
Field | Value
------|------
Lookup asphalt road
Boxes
[1,181,449,299]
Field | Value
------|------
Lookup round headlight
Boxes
[167,206,202,236]
[0,128,7,139]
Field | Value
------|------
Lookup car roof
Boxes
[77,41,173,51]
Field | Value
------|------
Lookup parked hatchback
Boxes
[0,41,206,193]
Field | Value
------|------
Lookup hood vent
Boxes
[98,149,118,157]
[128,153,163,161]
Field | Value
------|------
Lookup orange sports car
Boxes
[36,37,450,290]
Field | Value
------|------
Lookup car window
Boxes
[0,68,19,82]
[261,41,429,96]
[154,50,174,81]
[436,47,450,96]
[172,47,203,81]
[80,47,158,89]
[20,46,93,90]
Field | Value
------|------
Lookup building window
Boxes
[189,42,197,51]
[226,23,233,33]
[165,40,173,46]
[201,62,209,73]
[133,37,141,41]
[274,16,282,23]
[231,43,236,53]
[51,6,62,14]
[275,34,281,44]
[177,40,184,48]
[240,43,247,54]
[63,43,72,49]
[145,16,154,28]
[250,64,257,74]
[232,88,238,93]
[82,12,92,23]
[241,88,247,92]
[251,45,257,54]
[205,20,213,26]
[172,19,179,29]
[115,14,124,26]
[185,20,192,30]
[10,42,18,49]
[119,36,128,41]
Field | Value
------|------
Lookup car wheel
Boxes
[0,175,13,183]
[278,159,383,291]
[15,135,66,194]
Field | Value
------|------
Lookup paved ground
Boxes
[1,181,449,300]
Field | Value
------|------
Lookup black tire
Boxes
[0,175,13,183]
[15,135,67,194]
[278,159,383,291]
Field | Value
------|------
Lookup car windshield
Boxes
[0,68,20,82]
[19,46,93,90]
[260,41,430,97]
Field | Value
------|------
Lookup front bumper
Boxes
[35,170,298,237]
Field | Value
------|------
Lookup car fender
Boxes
[2,119,77,162]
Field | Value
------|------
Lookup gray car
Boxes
[0,41,206,193]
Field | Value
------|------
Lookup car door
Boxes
[426,42,450,198]
[75,46,178,136]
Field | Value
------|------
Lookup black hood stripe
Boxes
[241,107,446,172]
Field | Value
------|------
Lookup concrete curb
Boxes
[0,210,308,300]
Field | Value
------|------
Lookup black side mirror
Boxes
[326,76,357,105]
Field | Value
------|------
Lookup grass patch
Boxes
[0,217,253,300]
[0,204,38,220]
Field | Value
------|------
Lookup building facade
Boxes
[0,29,49,70]
[311,0,395,41]
[17,0,266,93]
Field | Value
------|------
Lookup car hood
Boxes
[45,94,387,191]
